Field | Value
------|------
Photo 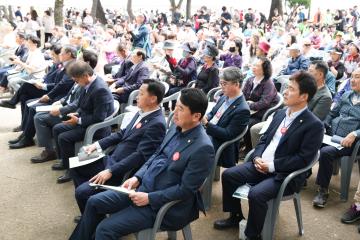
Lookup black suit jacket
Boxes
[135,124,215,230]
[251,108,324,192]
[47,60,75,101]
[206,95,250,167]
[115,61,149,94]
[61,76,114,138]
[113,58,133,79]
[98,109,166,177]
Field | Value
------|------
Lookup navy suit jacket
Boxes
[98,109,166,178]
[47,60,75,101]
[115,61,149,94]
[251,108,324,192]
[14,44,28,62]
[206,95,250,168]
[113,58,133,79]
[135,124,215,230]
[62,76,114,138]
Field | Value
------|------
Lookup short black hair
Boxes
[289,70,317,102]
[180,88,208,119]
[311,60,328,78]
[258,57,273,80]
[66,60,94,78]
[27,35,41,48]
[82,49,98,69]
[135,49,146,60]
[50,44,62,55]
[142,79,165,104]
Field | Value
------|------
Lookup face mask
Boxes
[229,47,236,52]
[182,51,188,58]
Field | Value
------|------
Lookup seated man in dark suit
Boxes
[313,67,360,208]
[104,43,133,85]
[111,48,149,104]
[6,45,78,149]
[214,71,324,240]
[0,44,63,111]
[71,79,167,216]
[30,50,99,163]
[202,66,250,168]
[69,88,215,240]
[51,60,115,184]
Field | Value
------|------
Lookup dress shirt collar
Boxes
[225,93,242,106]
[175,123,201,138]
[138,107,160,119]
[285,106,307,120]
[84,75,97,92]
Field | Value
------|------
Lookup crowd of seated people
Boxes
[1,4,360,239]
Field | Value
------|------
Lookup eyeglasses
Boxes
[220,80,233,86]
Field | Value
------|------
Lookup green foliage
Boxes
[288,0,311,8]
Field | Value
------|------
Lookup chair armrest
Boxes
[243,149,255,163]
[151,200,182,235]
[214,126,248,167]
[207,87,221,101]
[350,140,360,160]
[276,151,320,202]
[83,114,125,145]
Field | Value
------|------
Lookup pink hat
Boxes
[258,41,271,55]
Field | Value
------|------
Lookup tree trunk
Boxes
[0,5,9,21]
[186,0,191,20]
[268,0,283,24]
[8,5,14,22]
[127,0,135,21]
[169,0,184,20]
[91,0,107,25]
[54,0,64,26]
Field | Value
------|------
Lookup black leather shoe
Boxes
[31,150,57,163]
[52,162,66,171]
[9,137,34,149]
[74,215,81,224]
[214,213,243,230]
[0,100,16,109]
[57,170,72,184]
[12,125,22,132]
[8,134,24,144]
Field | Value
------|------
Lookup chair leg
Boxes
[340,156,353,201]
[182,225,192,240]
[167,231,177,240]
[136,229,152,240]
[293,194,304,236]
[332,159,340,175]
[202,179,211,211]
[262,200,274,240]
[214,166,221,181]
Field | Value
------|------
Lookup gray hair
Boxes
[220,67,245,86]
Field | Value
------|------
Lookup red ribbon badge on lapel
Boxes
[136,123,142,129]
[172,152,180,161]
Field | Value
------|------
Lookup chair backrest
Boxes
[213,89,223,102]
[262,92,284,121]
[166,111,175,129]
[159,81,170,95]
[105,101,120,121]
[187,80,196,88]
[127,89,140,107]
[207,86,221,102]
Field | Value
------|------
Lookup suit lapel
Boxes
[123,109,161,139]
[123,112,140,137]
[218,95,244,123]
